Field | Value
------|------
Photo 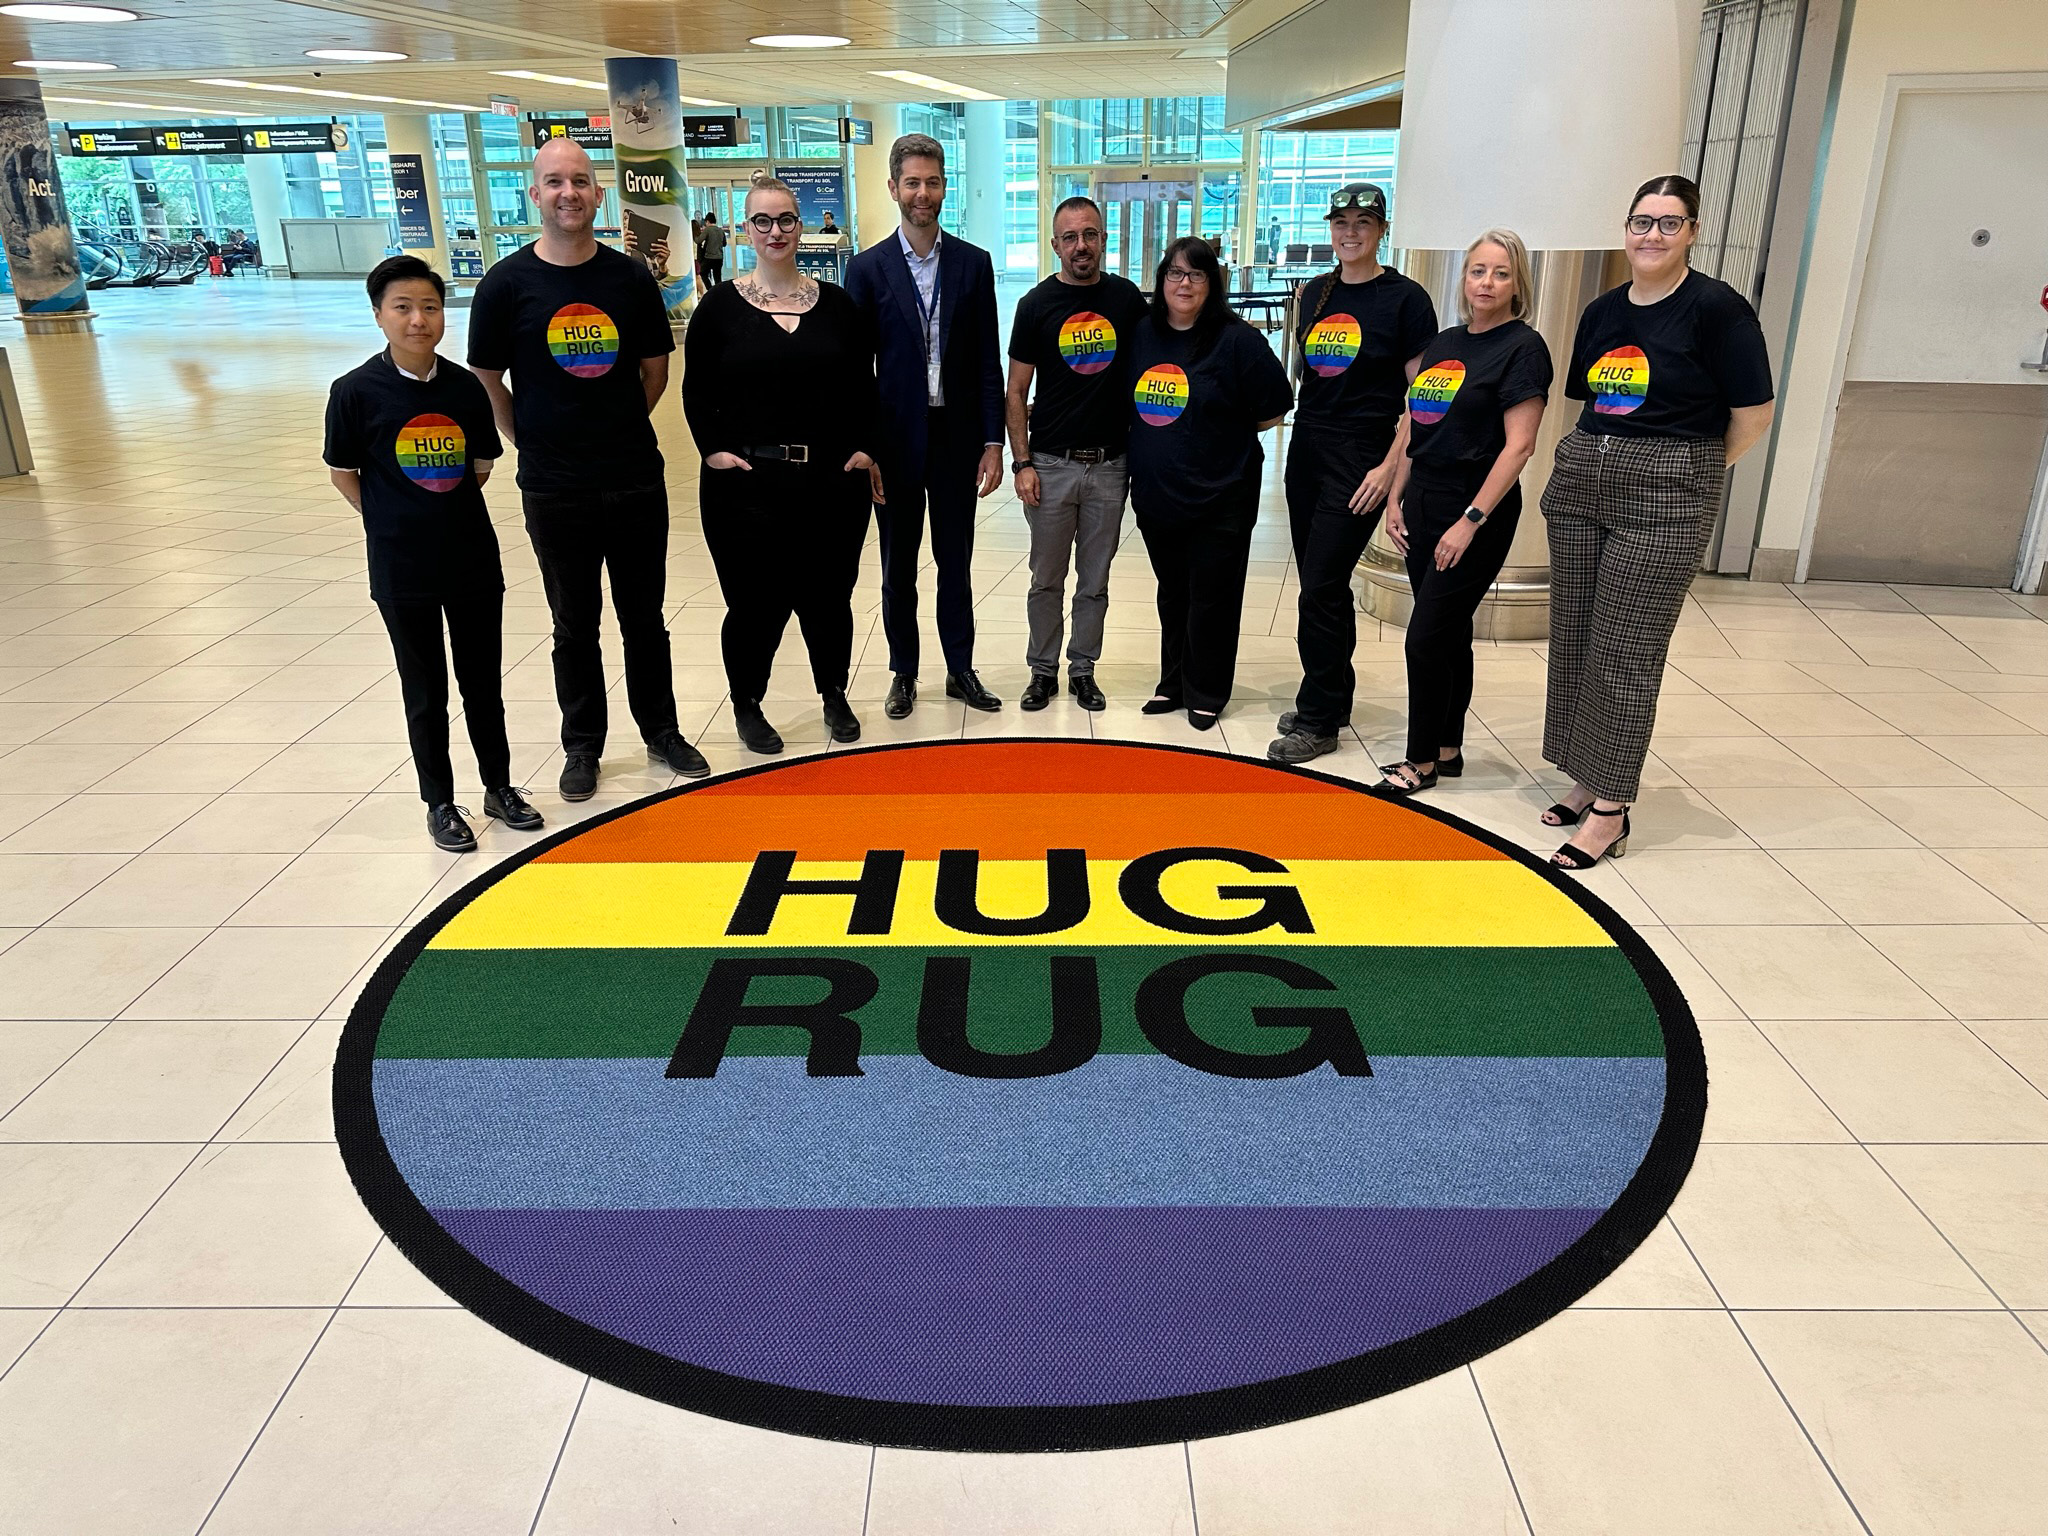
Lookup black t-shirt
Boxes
[1406,319,1554,475]
[323,351,505,602]
[465,242,675,493]
[681,280,880,466]
[1293,267,1438,445]
[1566,271,1773,439]
[1126,316,1294,526]
[1006,272,1150,455]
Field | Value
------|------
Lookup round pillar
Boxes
[380,115,452,280]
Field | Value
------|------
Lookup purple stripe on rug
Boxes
[432,1204,1602,1405]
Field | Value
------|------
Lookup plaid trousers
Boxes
[1540,428,1726,802]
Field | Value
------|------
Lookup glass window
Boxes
[1254,128,1398,268]
[688,106,770,162]
[1002,100,1039,276]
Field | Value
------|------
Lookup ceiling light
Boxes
[192,77,481,112]
[13,58,117,69]
[47,94,168,109]
[749,34,850,48]
[678,94,732,108]
[1,4,137,20]
[870,69,1001,101]
[305,49,409,63]
[493,69,606,91]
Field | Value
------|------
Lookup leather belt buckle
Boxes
[1069,448,1106,465]
[745,444,810,463]
[786,444,809,464]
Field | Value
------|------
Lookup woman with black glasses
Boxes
[683,177,884,755]
[1125,236,1293,730]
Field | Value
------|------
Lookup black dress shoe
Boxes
[884,674,916,719]
[484,785,544,831]
[1188,709,1220,732]
[1068,674,1106,712]
[1020,673,1057,711]
[732,698,784,755]
[427,802,477,852]
[648,729,710,778]
[1141,694,1183,715]
[559,752,599,802]
[947,669,1001,712]
[821,688,860,742]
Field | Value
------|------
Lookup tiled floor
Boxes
[2,280,2046,1533]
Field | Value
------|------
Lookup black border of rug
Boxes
[334,738,1706,1453]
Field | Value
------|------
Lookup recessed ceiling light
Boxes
[192,77,481,112]
[493,69,607,91]
[1,4,137,20]
[13,58,117,69]
[749,34,850,48]
[870,69,1001,101]
[305,49,409,63]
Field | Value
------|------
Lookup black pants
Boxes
[701,461,870,702]
[877,409,980,677]
[1287,426,1393,734]
[1402,475,1521,764]
[703,259,723,286]
[1138,513,1254,714]
[375,591,510,806]
[523,485,679,756]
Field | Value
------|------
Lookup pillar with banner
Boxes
[605,57,695,321]
[0,78,92,333]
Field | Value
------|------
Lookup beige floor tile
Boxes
[1574,1216,1723,1306]
[1650,692,1766,737]
[76,1142,380,1306]
[124,925,388,1020]
[0,1142,192,1304]
[0,1019,301,1142]
[1771,847,2025,924]
[0,1020,100,1117]
[1670,1144,1994,1308]
[0,925,207,1019]
[1616,850,1836,926]
[533,1383,872,1536]
[229,849,457,926]
[868,1442,1195,1536]
[0,1308,325,1536]
[0,741,127,792]
[1726,692,1897,737]
[1860,784,2048,847]
[90,739,287,793]
[0,851,126,924]
[1859,922,2048,1020]
[0,1306,51,1371]
[1781,733,1981,787]
[1473,1309,1860,1536]
[1794,662,1955,693]
[1939,847,2048,922]
[216,1017,341,1142]
[1635,924,1744,1019]
[1190,1370,1522,1535]
[233,739,411,793]
[1699,787,1914,849]
[1648,734,1833,789]
[152,790,365,854]
[1856,690,2043,734]
[0,792,69,840]
[1672,924,1940,1019]
[1872,1145,2048,1307]
[1927,733,2048,786]
[341,1235,459,1307]
[1697,1020,1851,1142]
[1742,1310,2048,1536]
[0,791,214,854]
[35,698,220,745]
[1675,659,1834,694]
[1615,784,1755,851]
[47,850,292,927]
[1969,1020,2048,1095]
[201,1309,585,1536]
[1762,1019,2048,1141]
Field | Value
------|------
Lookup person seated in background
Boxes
[324,255,545,853]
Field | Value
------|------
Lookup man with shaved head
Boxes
[469,136,707,800]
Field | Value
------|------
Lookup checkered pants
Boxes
[1540,428,1726,802]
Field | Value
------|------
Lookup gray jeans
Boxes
[1025,452,1128,677]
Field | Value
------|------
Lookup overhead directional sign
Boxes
[532,115,613,150]
[65,121,350,156]
[682,114,745,148]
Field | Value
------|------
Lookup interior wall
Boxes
[1754,0,2048,572]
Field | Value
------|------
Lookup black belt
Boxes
[742,443,810,463]
[1036,447,1115,465]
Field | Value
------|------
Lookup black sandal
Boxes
[1541,801,1586,827]
[1376,760,1439,796]
[1551,805,1630,869]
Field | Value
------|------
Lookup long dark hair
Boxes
[1148,236,1236,358]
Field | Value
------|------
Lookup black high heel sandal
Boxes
[1551,805,1630,869]
[1376,760,1439,796]
[1541,801,1586,827]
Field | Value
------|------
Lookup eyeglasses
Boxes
[1162,267,1207,285]
[747,212,801,234]
[1626,214,1695,237]
[1053,228,1104,247]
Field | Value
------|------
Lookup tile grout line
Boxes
[524,1374,591,1536]
[1182,1440,1201,1535]
[858,1444,876,1536]
[1463,1364,1536,1536]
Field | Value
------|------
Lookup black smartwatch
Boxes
[1463,505,1488,525]
[1012,459,1033,474]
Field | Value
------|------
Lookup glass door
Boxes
[1092,176,1195,287]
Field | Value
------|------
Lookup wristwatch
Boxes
[1463,505,1488,525]
[1012,459,1033,474]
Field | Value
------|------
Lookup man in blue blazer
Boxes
[844,132,1006,717]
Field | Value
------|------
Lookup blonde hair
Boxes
[744,177,800,219]
[1457,228,1535,324]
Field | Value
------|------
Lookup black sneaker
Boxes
[648,729,710,778]
[1068,674,1106,712]
[732,698,784,755]
[427,802,477,852]
[559,752,599,802]
[1267,727,1340,764]
[1020,673,1057,711]
[821,689,860,743]
[484,785,544,831]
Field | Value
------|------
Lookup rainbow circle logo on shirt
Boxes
[334,739,1704,1453]
[547,303,619,378]
[1303,313,1363,377]
[1407,360,1466,426]
[1058,312,1118,375]
[1588,346,1649,415]
[393,413,467,492]
[1134,363,1189,426]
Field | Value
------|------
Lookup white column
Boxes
[242,153,288,272]
[961,99,1006,257]
[380,113,451,279]
[847,102,902,251]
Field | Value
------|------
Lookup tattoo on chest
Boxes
[736,277,819,312]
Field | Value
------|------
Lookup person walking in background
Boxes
[1267,182,1437,764]
[1004,194,1149,712]
[697,212,727,287]
[844,131,1007,719]
[1378,228,1552,796]
[1125,236,1293,731]
[324,256,543,852]
[683,177,883,755]
[467,136,708,802]
[1542,174,1775,868]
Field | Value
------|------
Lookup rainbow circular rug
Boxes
[336,740,1703,1451]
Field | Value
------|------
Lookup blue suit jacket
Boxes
[844,230,1005,476]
